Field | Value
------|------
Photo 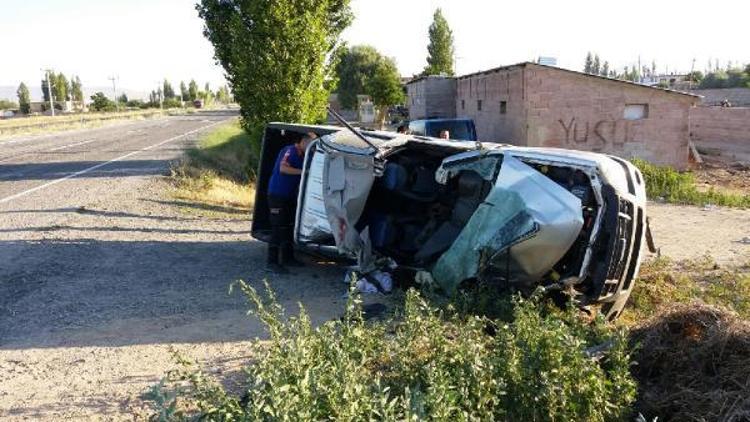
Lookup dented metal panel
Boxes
[431,155,584,292]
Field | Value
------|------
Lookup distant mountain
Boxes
[0,86,151,103]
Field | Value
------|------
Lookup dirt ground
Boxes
[0,176,380,420]
[0,119,748,419]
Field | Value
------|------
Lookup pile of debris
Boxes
[631,303,750,421]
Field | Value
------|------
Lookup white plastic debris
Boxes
[370,270,393,293]
[356,279,379,294]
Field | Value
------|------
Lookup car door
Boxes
[295,132,378,257]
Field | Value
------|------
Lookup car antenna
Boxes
[326,106,377,150]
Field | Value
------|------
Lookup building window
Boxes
[477,100,483,111]
[624,104,649,120]
[500,101,507,114]
[461,100,465,110]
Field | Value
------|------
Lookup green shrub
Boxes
[149,283,636,421]
[632,158,750,208]
[163,98,183,109]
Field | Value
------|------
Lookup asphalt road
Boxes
[0,110,354,420]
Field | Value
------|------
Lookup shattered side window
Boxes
[435,153,502,185]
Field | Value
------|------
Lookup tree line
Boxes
[8,72,233,114]
[583,52,750,90]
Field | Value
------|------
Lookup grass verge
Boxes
[632,158,750,207]
[0,109,174,139]
[171,120,258,211]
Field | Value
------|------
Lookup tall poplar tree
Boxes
[423,8,455,76]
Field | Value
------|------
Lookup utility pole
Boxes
[108,75,119,112]
[689,58,696,90]
[41,69,55,116]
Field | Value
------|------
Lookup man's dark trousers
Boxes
[267,194,295,265]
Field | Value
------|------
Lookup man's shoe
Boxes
[265,263,289,274]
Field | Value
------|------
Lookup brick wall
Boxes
[406,77,456,120]
[455,66,526,144]
[691,107,750,144]
[525,65,696,169]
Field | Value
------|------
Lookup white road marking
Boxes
[47,138,99,152]
[0,119,230,205]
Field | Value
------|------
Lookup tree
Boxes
[71,76,84,102]
[367,56,405,126]
[334,45,383,109]
[216,85,231,104]
[41,70,55,103]
[423,8,454,76]
[687,70,704,85]
[118,93,129,104]
[584,52,593,74]
[601,61,610,77]
[149,90,160,107]
[592,54,601,75]
[16,83,31,114]
[90,92,115,112]
[0,99,18,110]
[188,79,198,102]
[197,0,352,130]
[54,73,69,102]
[163,79,175,99]
[180,81,189,101]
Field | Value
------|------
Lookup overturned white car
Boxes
[253,122,648,320]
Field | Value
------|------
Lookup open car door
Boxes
[295,131,378,258]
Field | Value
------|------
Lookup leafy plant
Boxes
[632,158,750,208]
[149,282,636,421]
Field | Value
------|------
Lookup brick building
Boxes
[408,62,700,169]
[406,75,457,120]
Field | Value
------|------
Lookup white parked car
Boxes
[253,122,648,320]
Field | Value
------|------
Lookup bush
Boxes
[149,283,636,421]
[163,98,183,109]
[90,92,116,112]
[632,158,750,208]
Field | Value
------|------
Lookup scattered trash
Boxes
[370,270,393,293]
[415,271,436,288]
[344,268,394,294]
[738,237,750,245]
[355,279,379,294]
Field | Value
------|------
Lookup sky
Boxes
[1,0,748,99]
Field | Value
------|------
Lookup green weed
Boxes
[632,159,750,208]
[149,282,636,421]
[171,121,259,209]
